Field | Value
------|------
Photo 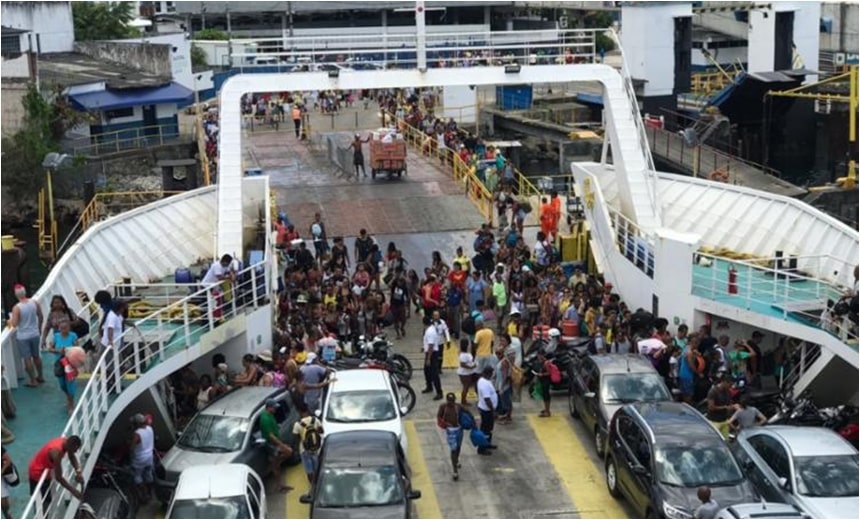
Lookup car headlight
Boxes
[663,502,691,519]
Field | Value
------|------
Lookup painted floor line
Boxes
[405,421,443,519]
[527,414,628,519]
[285,460,311,519]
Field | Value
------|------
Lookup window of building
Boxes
[1,34,21,56]
[104,107,135,120]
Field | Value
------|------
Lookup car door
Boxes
[745,434,793,503]
[580,360,600,432]
[246,408,270,477]
[614,416,645,507]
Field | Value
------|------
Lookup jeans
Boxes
[478,407,494,450]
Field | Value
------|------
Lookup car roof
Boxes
[173,464,253,500]
[330,369,390,392]
[748,426,859,457]
[588,354,658,375]
[199,386,284,418]
[628,401,721,443]
[718,502,808,519]
[322,430,399,467]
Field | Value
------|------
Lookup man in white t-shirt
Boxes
[476,366,499,455]
[422,316,442,399]
[201,254,236,286]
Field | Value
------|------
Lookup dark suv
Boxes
[568,354,673,456]
[605,402,757,519]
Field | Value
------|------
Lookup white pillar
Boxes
[415,0,427,72]
[652,228,701,328]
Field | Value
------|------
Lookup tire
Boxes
[569,388,579,418]
[605,458,621,498]
[594,427,605,457]
[391,354,413,381]
[397,381,416,414]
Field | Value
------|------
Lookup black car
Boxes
[605,402,758,519]
[300,430,422,518]
[569,354,673,456]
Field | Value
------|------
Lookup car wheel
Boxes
[594,428,605,457]
[605,458,621,497]
[568,390,579,418]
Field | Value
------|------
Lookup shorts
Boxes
[679,377,695,397]
[58,377,77,400]
[710,420,731,440]
[2,479,9,499]
[16,336,40,360]
[132,463,154,485]
[301,451,319,475]
[445,427,463,452]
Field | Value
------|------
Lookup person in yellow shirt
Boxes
[584,297,602,336]
[453,246,471,274]
[473,320,495,375]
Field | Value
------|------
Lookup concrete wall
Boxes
[0,1,74,53]
[821,2,860,53]
[0,82,29,136]
[621,2,693,97]
[747,9,777,73]
[1,53,31,79]
[73,41,172,78]
[748,2,820,77]
[114,33,194,90]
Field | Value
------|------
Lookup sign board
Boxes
[835,53,859,66]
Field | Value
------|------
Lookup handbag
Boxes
[2,463,20,487]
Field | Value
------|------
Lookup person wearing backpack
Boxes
[293,403,324,496]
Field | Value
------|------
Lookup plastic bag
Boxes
[531,379,544,401]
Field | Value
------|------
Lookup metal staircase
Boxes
[603,30,662,232]
[21,260,271,519]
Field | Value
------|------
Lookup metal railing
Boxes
[396,120,496,224]
[216,28,600,70]
[66,124,189,157]
[21,259,270,519]
[647,125,782,180]
[690,252,857,344]
[606,203,656,278]
[779,342,823,391]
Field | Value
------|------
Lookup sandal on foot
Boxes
[538,411,551,418]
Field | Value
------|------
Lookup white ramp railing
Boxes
[21,259,270,519]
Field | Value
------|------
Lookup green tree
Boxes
[73,1,140,41]
[0,87,87,203]
[194,29,229,40]
[191,44,208,68]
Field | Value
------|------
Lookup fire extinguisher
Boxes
[728,266,738,294]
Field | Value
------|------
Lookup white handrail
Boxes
[691,252,857,344]
[21,259,270,519]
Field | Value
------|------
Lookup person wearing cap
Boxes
[129,412,155,503]
[436,393,466,480]
[9,284,44,387]
[299,352,331,411]
[261,399,293,494]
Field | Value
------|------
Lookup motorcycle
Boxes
[340,333,413,381]
[521,337,590,394]
[767,391,859,447]
[77,455,138,519]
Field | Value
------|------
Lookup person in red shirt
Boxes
[549,190,562,240]
[447,261,468,290]
[28,436,84,502]
[422,274,443,316]
[539,197,554,238]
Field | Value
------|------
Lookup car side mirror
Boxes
[407,490,422,500]
[254,437,267,447]
[400,406,409,416]
[583,392,596,399]
[670,388,681,396]
[778,477,790,491]
[299,494,313,504]
[314,409,322,418]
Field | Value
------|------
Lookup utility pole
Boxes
[226,5,233,68]
[201,2,206,30]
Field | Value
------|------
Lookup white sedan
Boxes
[166,464,266,519]
[317,368,409,452]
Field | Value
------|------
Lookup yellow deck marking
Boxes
[405,421,442,519]
[527,414,628,519]
[285,460,311,519]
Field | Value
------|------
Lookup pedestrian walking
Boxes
[293,403,323,497]
[129,413,155,504]
[9,284,44,387]
[422,316,443,400]
[457,338,476,406]
[260,399,293,494]
[436,393,466,480]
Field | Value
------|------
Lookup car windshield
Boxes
[176,414,248,452]
[601,373,672,403]
[655,445,745,488]
[316,465,404,508]
[794,455,859,497]
[326,390,397,423]
[169,496,250,519]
